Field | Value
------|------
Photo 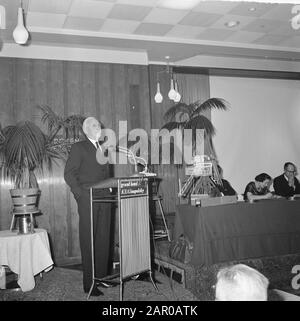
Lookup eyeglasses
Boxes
[286,169,296,174]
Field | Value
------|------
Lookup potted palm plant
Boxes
[0,106,85,217]
[161,97,229,198]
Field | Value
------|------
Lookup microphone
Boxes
[107,145,156,177]
[108,145,138,173]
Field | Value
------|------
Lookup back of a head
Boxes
[215,264,269,301]
[255,173,271,183]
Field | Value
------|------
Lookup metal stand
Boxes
[10,210,40,233]
[152,195,171,242]
[86,177,158,301]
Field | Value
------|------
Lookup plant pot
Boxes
[10,188,40,214]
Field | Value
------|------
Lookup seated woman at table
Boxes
[243,173,273,202]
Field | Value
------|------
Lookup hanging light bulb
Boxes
[173,80,181,103]
[154,82,163,103]
[13,7,29,45]
[168,78,177,101]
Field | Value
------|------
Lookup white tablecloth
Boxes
[0,228,54,292]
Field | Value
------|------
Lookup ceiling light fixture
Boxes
[13,1,29,45]
[160,0,201,10]
[224,21,240,28]
[154,56,181,104]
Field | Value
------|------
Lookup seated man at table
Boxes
[212,165,237,196]
[243,173,273,202]
[273,162,300,198]
[215,264,269,301]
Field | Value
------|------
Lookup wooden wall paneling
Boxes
[30,60,54,251]
[129,84,140,130]
[0,58,14,230]
[97,63,113,130]
[30,59,48,129]
[127,65,140,130]
[82,62,97,118]
[14,59,32,122]
[61,60,85,262]
[0,58,14,125]
[47,60,64,115]
[64,61,82,115]
[112,64,132,177]
[44,60,65,262]
[139,66,151,133]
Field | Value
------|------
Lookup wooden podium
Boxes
[86,176,158,301]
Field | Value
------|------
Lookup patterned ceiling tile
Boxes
[277,36,300,48]
[116,0,160,6]
[196,28,236,41]
[166,24,206,39]
[228,2,276,17]
[63,16,104,31]
[108,4,152,21]
[133,22,173,36]
[157,0,202,10]
[26,12,66,28]
[211,14,256,31]
[92,0,117,2]
[261,3,295,21]
[268,22,299,37]
[242,18,287,34]
[179,11,223,27]
[100,18,140,33]
[193,1,238,14]
[69,0,114,19]
[225,30,265,44]
[28,0,72,14]
[143,8,188,25]
[253,34,288,46]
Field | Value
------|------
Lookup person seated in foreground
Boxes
[273,162,300,198]
[243,173,273,202]
[215,264,269,301]
[213,165,237,196]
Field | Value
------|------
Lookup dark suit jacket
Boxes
[64,140,110,198]
[273,174,300,197]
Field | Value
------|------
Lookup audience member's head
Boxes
[254,173,272,191]
[284,162,297,178]
[215,264,269,301]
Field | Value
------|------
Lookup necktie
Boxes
[95,141,100,149]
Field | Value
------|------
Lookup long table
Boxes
[174,199,300,266]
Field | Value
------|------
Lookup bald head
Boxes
[82,117,101,140]
[215,264,269,301]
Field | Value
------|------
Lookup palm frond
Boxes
[38,105,64,134]
[63,114,85,140]
[184,115,215,137]
[191,98,229,118]
[161,121,185,131]
[163,102,192,122]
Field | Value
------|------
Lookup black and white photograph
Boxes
[0,0,300,307]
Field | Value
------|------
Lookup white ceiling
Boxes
[1,0,300,64]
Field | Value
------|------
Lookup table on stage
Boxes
[174,199,300,267]
[0,228,54,291]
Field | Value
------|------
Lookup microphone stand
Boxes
[114,145,138,174]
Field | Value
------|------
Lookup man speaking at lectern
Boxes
[64,117,113,296]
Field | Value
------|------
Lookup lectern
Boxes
[86,176,158,301]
